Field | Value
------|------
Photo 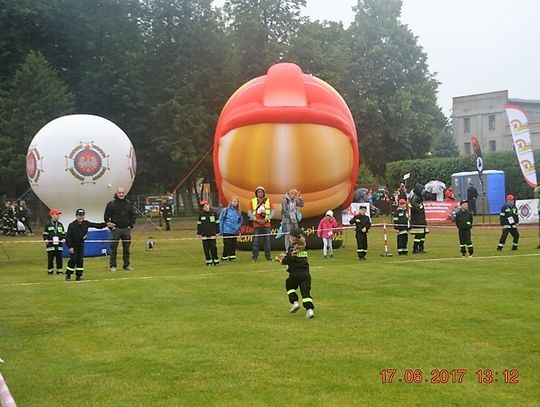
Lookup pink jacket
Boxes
[317,217,338,239]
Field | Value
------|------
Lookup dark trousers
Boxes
[458,229,473,255]
[67,245,84,277]
[110,227,131,268]
[498,227,519,249]
[164,218,171,231]
[47,250,63,271]
[412,228,426,253]
[221,233,238,260]
[202,236,219,264]
[397,232,408,254]
[252,227,271,260]
[355,232,368,258]
[286,272,313,310]
[469,200,477,215]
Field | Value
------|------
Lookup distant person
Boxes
[397,183,408,201]
[349,205,371,261]
[160,198,174,231]
[65,209,110,281]
[317,210,338,258]
[497,194,519,251]
[393,198,409,255]
[219,196,243,261]
[467,183,478,215]
[410,184,428,254]
[281,188,304,251]
[15,200,33,236]
[455,200,474,257]
[444,187,455,201]
[248,186,274,262]
[274,227,315,319]
[197,200,220,266]
[104,187,136,272]
[43,208,65,275]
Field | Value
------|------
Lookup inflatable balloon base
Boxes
[62,229,111,258]
[236,215,343,251]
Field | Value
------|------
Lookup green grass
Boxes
[1,217,539,406]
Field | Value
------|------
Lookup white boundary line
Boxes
[1,253,539,288]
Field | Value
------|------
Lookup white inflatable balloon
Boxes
[26,114,136,222]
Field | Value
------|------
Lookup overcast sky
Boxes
[299,0,540,118]
[213,0,539,118]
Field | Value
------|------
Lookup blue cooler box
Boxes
[63,229,111,257]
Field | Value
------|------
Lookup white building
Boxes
[452,90,540,155]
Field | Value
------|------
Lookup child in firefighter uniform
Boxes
[197,200,220,265]
[497,194,519,251]
[275,227,314,319]
[65,209,110,281]
[349,205,371,261]
[43,208,65,275]
[455,200,474,257]
[393,198,409,255]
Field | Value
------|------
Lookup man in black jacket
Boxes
[410,184,428,254]
[104,187,136,271]
[455,200,474,257]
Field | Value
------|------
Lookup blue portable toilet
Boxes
[63,229,111,258]
[451,170,505,215]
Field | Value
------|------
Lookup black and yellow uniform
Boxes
[65,218,107,280]
[43,219,65,274]
[393,206,409,255]
[282,246,314,311]
[160,202,173,231]
[497,201,519,251]
[197,209,220,265]
[349,211,371,260]
[410,184,428,253]
[455,207,473,256]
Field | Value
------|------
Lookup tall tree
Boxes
[0,51,75,197]
[222,0,306,83]
[346,0,446,175]
[432,126,459,158]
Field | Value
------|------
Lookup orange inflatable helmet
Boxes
[213,63,359,219]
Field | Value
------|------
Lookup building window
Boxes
[489,115,495,130]
[464,117,470,133]
[489,140,496,152]
[464,142,471,155]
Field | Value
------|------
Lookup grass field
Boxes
[1,217,539,406]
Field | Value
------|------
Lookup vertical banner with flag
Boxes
[505,104,538,188]
[471,136,484,181]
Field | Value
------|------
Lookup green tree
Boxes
[345,0,446,176]
[432,126,459,158]
[223,0,306,83]
[0,51,75,197]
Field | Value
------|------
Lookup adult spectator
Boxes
[444,187,455,201]
[104,187,136,271]
[410,184,428,254]
[248,186,274,262]
[281,188,304,251]
[15,200,33,236]
[467,183,478,215]
[160,198,174,231]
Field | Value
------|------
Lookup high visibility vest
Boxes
[252,197,271,219]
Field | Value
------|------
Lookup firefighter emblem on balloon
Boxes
[26,145,44,186]
[66,142,109,183]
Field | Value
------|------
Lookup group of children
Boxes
[42,208,113,281]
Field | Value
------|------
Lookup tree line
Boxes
[0,0,447,201]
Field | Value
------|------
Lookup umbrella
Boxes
[424,180,446,194]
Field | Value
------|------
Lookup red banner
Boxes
[424,201,458,224]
